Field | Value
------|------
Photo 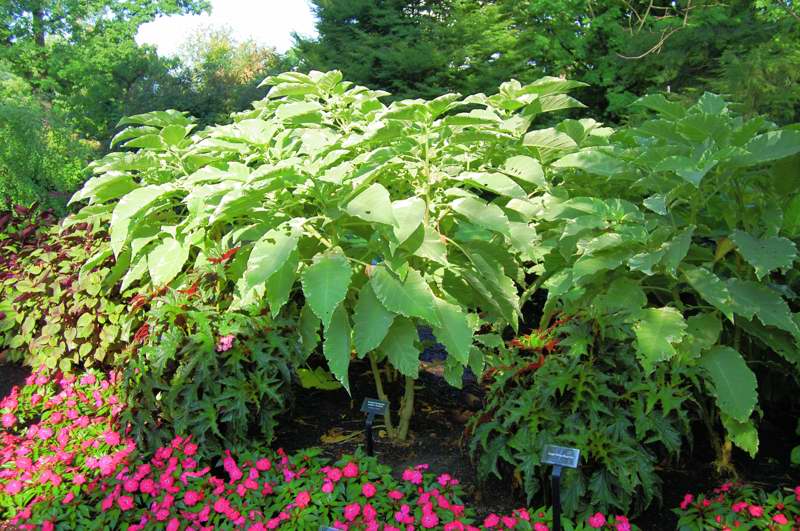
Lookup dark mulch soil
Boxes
[274,357,800,530]
[0,360,29,401]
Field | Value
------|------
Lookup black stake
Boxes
[360,398,388,458]
[551,465,563,531]
[541,444,581,531]
[365,413,374,456]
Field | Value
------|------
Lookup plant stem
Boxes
[397,376,415,441]
[368,352,396,438]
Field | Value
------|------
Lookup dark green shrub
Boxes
[120,269,300,457]
[469,320,694,516]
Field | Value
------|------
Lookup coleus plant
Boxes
[0,205,131,371]
[533,92,800,467]
[68,70,591,439]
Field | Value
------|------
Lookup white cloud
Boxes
[136,0,318,56]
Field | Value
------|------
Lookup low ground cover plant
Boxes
[1,368,637,530]
[674,482,800,530]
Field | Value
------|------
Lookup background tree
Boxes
[295,0,800,122]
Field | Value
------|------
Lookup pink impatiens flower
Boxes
[421,512,439,528]
[1,413,15,428]
[748,505,764,517]
[773,514,789,525]
[588,512,607,528]
[362,482,376,498]
[484,514,500,528]
[4,479,22,495]
[342,462,359,478]
[296,490,311,508]
[679,493,694,510]
[343,502,361,521]
[216,334,235,352]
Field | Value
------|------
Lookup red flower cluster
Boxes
[674,481,800,530]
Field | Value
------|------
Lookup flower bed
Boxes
[5,367,799,530]
[674,482,800,530]
[1,368,638,530]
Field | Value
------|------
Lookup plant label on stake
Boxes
[541,444,581,531]
[360,398,388,456]
[320,527,343,531]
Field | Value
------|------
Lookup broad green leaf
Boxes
[275,101,322,120]
[124,134,165,149]
[701,346,758,423]
[683,267,735,322]
[110,184,173,256]
[736,129,800,166]
[522,128,577,160]
[573,251,627,282]
[345,183,396,226]
[297,367,341,390]
[69,173,138,205]
[552,150,628,176]
[323,305,351,393]
[161,124,189,146]
[632,94,686,119]
[147,238,189,286]
[737,318,800,367]
[720,413,759,458]
[370,267,441,326]
[380,317,420,378]
[415,225,448,265]
[299,303,320,359]
[662,226,694,275]
[353,283,395,357]
[392,197,426,245]
[642,194,668,215]
[628,249,665,275]
[782,195,800,237]
[727,279,800,338]
[266,250,298,317]
[459,172,526,198]
[597,277,646,314]
[730,230,797,280]
[451,196,510,236]
[301,251,353,329]
[431,299,473,365]
[654,155,716,187]
[501,155,545,187]
[634,307,687,372]
[679,313,722,359]
[245,225,300,289]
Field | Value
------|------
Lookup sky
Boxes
[136,0,318,56]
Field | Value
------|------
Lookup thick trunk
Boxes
[32,3,46,47]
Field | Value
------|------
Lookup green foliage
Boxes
[121,273,298,456]
[297,1,800,122]
[0,206,130,371]
[69,70,588,393]
[469,321,693,516]
[537,92,800,457]
[0,64,90,210]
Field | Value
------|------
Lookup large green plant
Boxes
[68,70,591,438]
[535,92,800,467]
